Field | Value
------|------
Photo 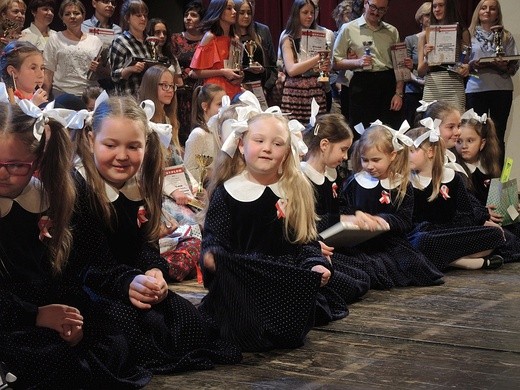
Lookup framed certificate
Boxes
[427,24,458,65]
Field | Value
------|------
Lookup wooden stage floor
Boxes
[150,262,520,389]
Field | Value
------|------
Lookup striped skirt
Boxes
[423,70,465,112]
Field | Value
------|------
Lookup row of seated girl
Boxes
[1,39,519,387]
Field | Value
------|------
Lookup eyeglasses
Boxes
[0,161,34,176]
[158,83,177,92]
[367,1,388,15]
[97,0,117,5]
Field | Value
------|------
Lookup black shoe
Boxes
[482,254,504,270]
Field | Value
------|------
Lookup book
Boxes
[319,221,389,248]
[124,56,169,69]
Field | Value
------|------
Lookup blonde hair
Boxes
[72,96,164,244]
[206,113,318,243]
[407,127,446,201]
[415,2,431,25]
[355,125,410,207]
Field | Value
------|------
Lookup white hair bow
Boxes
[221,91,287,157]
[353,122,366,135]
[0,82,11,103]
[17,99,68,141]
[288,119,308,160]
[461,108,487,124]
[140,100,173,148]
[64,90,109,130]
[207,94,231,135]
[309,98,319,128]
[371,119,413,151]
[416,99,437,112]
[413,117,441,147]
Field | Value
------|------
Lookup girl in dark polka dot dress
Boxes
[67,96,242,377]
[407,121,505,270]
[339,122,444,288]
[201,112,333,351]
[301,113,371,312]
[0,101,150,388]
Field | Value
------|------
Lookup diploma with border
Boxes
[391,42,412,82]
[164,165,204,210]
[301,28,327,61]
[319,221,389,248]
[426,24,458,65]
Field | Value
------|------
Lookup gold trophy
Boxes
[1,18,20,41]
[491,25,505,57]
[244,40,258,68]
[317,42,330,83]
[145,36,160,61]
[195,154,213,195]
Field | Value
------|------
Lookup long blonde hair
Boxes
[206,113,318,243]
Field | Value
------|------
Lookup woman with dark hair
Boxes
[145,18,183,88]
[189,0,243,100]
[19,0,56,51]
[171,1,205,145]
[279,0,329,122]
[417,0,470,112]
[233,0,276,104]
[108,0,151,96]
[43,0,104,98]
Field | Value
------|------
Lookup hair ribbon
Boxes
[371,119,413,151]
[413,117,441,147]
[416,99,437,112]
[17,99,68,141]
[309,98,319,134]
[140,100,173,148]
[461,108,487,124]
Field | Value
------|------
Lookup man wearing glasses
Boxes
[333,0,408,134]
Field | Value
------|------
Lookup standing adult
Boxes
[0,0,26,48]
[108,0,151,96]
[190,0,243,100]
[43,0,104,98]
[19,0,56,51]
[403,2,431,125]
[82,0,122,93]
[333,0,406,133]
[171,1,205,146]
[417,0,470,112]
[465,0,518,165]
[279,0,328,123]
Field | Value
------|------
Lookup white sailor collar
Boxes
[300,162,337,185]
[224,171,284,202]
[0,176,49,217]
[414,167,456,188]
[76,164,142,202]
[354,170,403,190]
[465,160,487,175]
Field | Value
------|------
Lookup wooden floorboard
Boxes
[150,262,520,389]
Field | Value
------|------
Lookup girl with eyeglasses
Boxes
[0,100,151,387]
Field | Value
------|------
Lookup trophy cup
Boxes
[317,42,330,83]
[195,154,213,195]
[146,36,160,61]
[244,40,258,68]
[491,25,505,57]
[362,40,373,70]
[1,18,20,40]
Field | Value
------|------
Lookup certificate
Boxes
[164,165,204,210]
[87,27,116,48]
[390,43,412,82]
[301,28,327,61]
[427,24,458,65]
[243,80,268,111]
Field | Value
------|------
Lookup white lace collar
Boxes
[465,160,487,175]
[224,171,284,201]
[0,176,49,217]
[413,167,456,188]
[76,164,142,202]
[354,170,403,190]
[300,162,337,185]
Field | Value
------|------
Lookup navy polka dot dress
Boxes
[408,169,506,270]
[65,172,242,376]
[201,172,329,351]
[0,179,151,389]
[339,171,444,288]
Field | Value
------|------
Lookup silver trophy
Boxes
[146,36,160,61]
[362,40,373,70]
